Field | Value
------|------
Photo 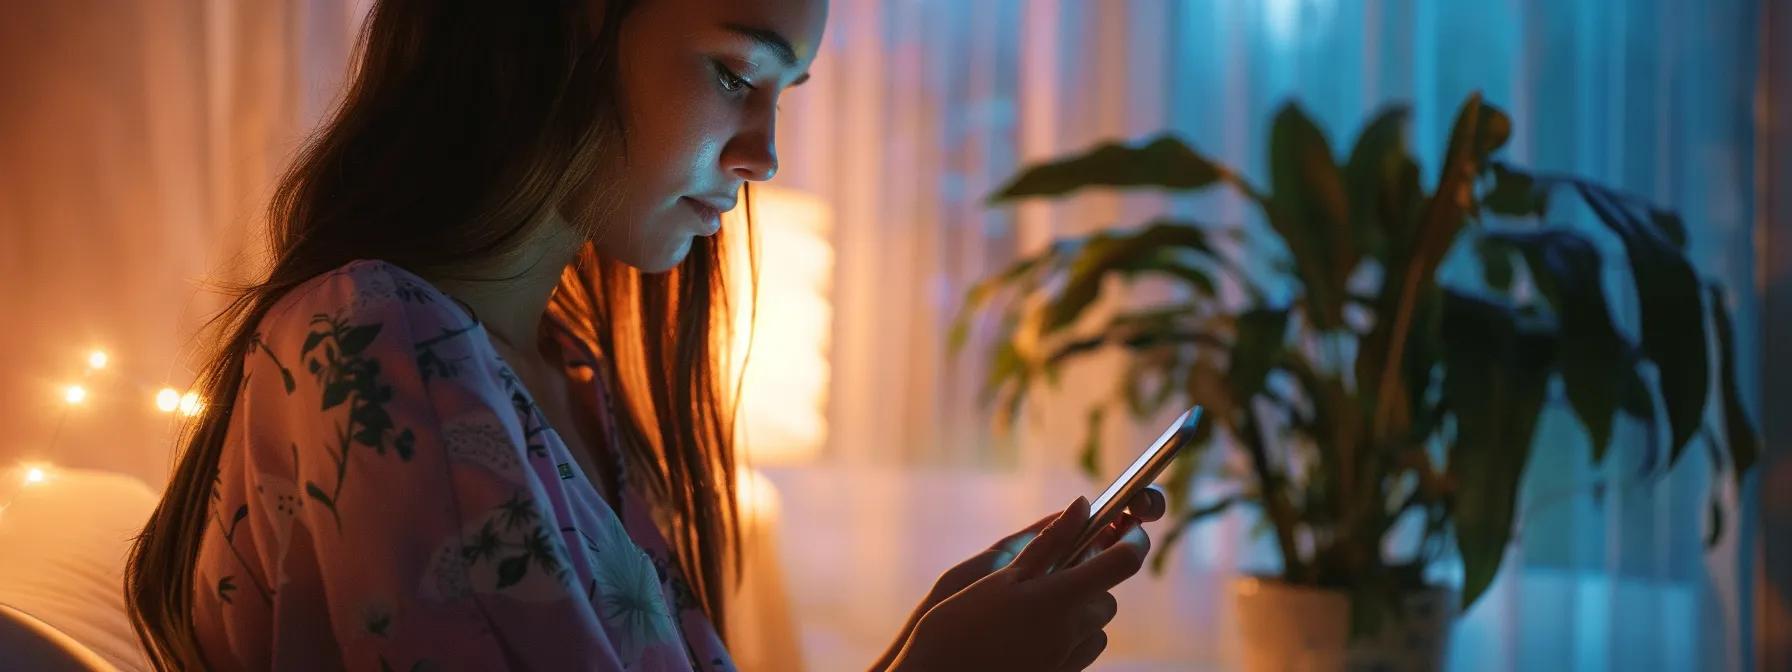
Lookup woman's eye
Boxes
[714,62,752,93]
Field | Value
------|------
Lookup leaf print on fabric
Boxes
[589,505,679,664]
[209,496,274,606]
[441,415,528,485]
[494,364,552,460]
[300,312,413,532]
[420,494,577,604]
[413,322,480,383]
[249,332,299,394]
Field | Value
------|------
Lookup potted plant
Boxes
[951,93,1758,671]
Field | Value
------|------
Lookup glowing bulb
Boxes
[155,388,180,412]
[24,467,45,484]
[87,351,109,369]
[64,385,87,404]
[179,392,204,417]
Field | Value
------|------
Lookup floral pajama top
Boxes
[193,260,734,671]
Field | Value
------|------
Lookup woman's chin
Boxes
[637,237,694,274]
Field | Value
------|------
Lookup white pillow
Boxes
[0,467,157,671]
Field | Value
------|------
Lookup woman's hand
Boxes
[882,494,1159,672]
[868,487,1165,672]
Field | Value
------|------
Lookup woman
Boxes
[125,1,1166,670]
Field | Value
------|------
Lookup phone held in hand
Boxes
[1053,406,1204,572]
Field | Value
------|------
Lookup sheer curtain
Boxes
[0,0,362,487]
[766,0,1760,670]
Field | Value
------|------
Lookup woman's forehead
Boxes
[635,0,829,62]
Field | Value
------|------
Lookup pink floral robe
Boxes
[193,260,734,671]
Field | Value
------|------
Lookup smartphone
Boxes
[1054,406,1204,571]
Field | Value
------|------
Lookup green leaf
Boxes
[1079,406,1105,479]
[1473,102,1514,160]
[1492,229,1629,461]
[1440,290,1557,610]
[1184,357,1235,427]
[496,555,530,589]
[305,482,335,510]
[1619,368,1656,419]
[1043,276,1103,332]
[1269,102,1353,328]
[1342,104,1412,259]
[1708,287,1760,481]
[988,134,1227,202]
[338,324,382,357]
[1574,186,1708,461]
[1652,209,1689,251]
[1474,236,1516,292]
[1362,94,1488,444]
[950,251,1060,354]
[1227,308,1290,402]
[1482,164,1548,218]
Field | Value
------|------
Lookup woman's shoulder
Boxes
[261,259,472,337]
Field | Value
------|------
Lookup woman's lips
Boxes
[681,198,723,236]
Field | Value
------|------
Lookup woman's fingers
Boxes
[1124,485,1167,522]
[1056,630,1109,671]
[1075,592,1119,633]
[1046,522,1150,597]
[1007,497,1090,579]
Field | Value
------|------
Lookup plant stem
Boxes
[1240,406,1305,580]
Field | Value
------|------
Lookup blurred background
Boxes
[0,1,1787,671]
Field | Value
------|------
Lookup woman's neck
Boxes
[427,214,585,351]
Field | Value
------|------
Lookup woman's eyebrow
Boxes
[720,22,798,68]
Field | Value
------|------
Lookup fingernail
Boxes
[1068,496,1088,514]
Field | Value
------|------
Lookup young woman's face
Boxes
[583,0,828,273]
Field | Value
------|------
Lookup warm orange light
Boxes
[725,184,833,465]
[178,392,205,417]
[64,385,86,404]
[156,388,181,412]
[24,467,45,484]
[87,351,109,370]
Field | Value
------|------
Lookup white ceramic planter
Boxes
[1234,577,1456,672]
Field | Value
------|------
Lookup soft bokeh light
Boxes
[64,385,86,404]
[87,350,108,370]
[23,467,45,484]
[178,392,204,417]
[725,185,833,466]
[156,388,181,412]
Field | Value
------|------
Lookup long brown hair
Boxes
[125,1,742,667]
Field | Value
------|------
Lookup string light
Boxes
[64,385,86,405]
[87,350,108,370]
[156,388,180,413]
[179,392,204,417]
[24,467,45,484]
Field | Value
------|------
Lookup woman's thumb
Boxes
[1006,496,1089,579]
